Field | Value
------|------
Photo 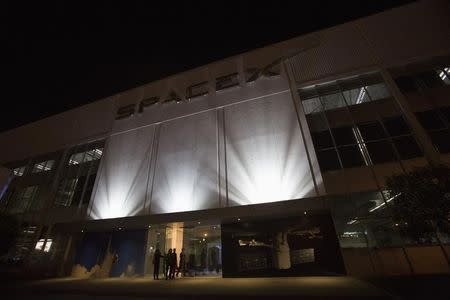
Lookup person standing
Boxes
[152,248,163,280]
[176,248,186,277]
[170,248,177,279]
[164,249,172,280]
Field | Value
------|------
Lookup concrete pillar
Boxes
[273,231,291,269]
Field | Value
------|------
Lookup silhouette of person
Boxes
[210,247,219,273]
[170,248,177,279]
[200,247,207,272]
[164,249,172,280]
[152,248,163,280]
[176,248,186,277]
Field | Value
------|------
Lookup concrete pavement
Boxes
[5,276,395,299]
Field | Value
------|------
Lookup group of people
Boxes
[152,247,186,280]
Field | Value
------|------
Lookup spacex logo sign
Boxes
[115,65,281,120]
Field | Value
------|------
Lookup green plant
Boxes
[385,164,450,244]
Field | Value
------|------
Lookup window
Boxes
[394,67,449,93]
[316,149,341,171]
[216,73,239,91]
[9,186,39,213]
[394,76,418,93]
[383,117,410,136]
[393,136,423,159]
[358,122,386,141]
[332,126,357,146]
[311,130,334,150]
[68,147,103,165]
[437,67,450,85]
[302,97,322,114]
[416,110,446,130]
[32,160,55,173]
[13,166,26,176]
[302,73,424,172]
[429,130,450,153]
[338,146,365,168]
[55,178,79,207]
[415,108,450,154]
[300,72,391,116]
[366,141,397,164]
[35,238,52,252]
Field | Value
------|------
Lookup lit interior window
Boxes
[13,166,26,176]
[35,239,45,251]
[35,238,52,252]
[437,67,450,85]
[68,148,103,165]
[32,160,55,173]
[44,239,52,252]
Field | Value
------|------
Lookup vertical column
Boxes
[216,108,228,207]
[59,235,73,276]
[283,61,325,196]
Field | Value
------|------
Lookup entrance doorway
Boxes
[144,222,222,278]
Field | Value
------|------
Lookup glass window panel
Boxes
[417,70,444,88]
[320,93,347,111]
[82,175,96,205]
[32,162,44,173]
[365,83,391,101]
[393,136,423,159]
[311,130,334,150]
[331,126,357,146]
[357,122,386,141]
[341,87,370,105]
[317,149,341,171]
[71,176,86,207]
[69,153,84,165]
[394,76,418,93]
[437,67,450,85]
[93,148,103,160]
[302,97,322,115]
[44,160,54,171]
[429,129,450,153]
[55,179,77,207]
[32,160,54,173]
[338,146,365,168]
[83,150,95,162]
[415,110,446,130]
[306,113,328,132]
[383,116,410,136]
[366,141,397,164]
[20,186,38,213]
[13,166,26,176]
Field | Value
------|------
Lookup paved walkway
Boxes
[6,276,395,299]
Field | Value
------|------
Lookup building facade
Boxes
[1,0,449,278]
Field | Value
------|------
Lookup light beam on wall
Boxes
[89,125,155,219]
[224,92,317,205]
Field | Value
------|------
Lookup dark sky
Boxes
[3,1,413,133]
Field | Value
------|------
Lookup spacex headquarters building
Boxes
[1,0,449,278]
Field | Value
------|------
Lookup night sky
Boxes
[3,1,413,133]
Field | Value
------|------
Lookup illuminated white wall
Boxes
[89,126,155,219]
[151,111,219,214]
[224,92,316,205]
[89,88,317,219]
